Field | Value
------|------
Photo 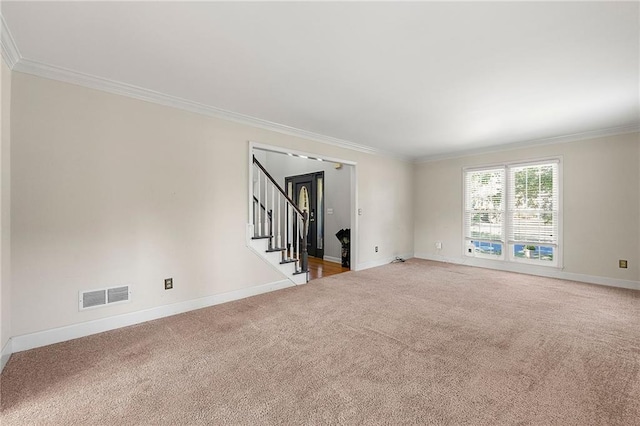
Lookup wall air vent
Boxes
[79,285,131,310]
[108,286,129,303]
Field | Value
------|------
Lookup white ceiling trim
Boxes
[11,54,638,165]
[0,13,401,160]
[2,12,636,164]
[415,124,640,163]
[0,15,20,68]
[11,56,408,161]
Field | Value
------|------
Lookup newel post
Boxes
[301,211,309,272]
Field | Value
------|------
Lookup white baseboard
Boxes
[322,255,341,264]
[414,253,640,291]
[356,253,414,271]
[11,279,293,354]
[1,338,12,373]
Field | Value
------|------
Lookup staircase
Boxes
[248,156,309,285]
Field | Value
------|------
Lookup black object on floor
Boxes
[336,228,350,268]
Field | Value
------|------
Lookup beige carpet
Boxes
[1,259,639,425]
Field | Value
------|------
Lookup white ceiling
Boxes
[2,1,639,160]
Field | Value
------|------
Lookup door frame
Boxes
[285,171,325,259]
[249,141,358,270]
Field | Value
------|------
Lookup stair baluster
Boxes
[256,164,261,237]
[270,184,275,249]
[277,192,282,249]
[263,174,268,239]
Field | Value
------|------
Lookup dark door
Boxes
[285,171,324,258]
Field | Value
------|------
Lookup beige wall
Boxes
[12,66,636,342]
[10,72,414,337]
[1,60,11,351]
[414,132,640,282]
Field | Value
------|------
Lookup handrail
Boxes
[253,156,305,217]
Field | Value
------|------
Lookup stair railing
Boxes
[252,156,309,274]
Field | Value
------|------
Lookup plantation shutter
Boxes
[507,161,559,245]
[464,168,505,242]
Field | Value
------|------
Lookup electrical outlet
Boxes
[435,241,442,250]
[375,246,379,253]
[164,278,173,290]
[619,260,628,269]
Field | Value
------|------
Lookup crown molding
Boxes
[3,11,633,164]
[0,14,20,68]
[414,124,640,163]
[8,54,639,164]
[11,57,410,160]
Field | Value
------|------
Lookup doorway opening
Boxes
[285,171,350,280]
[250,142,357,280]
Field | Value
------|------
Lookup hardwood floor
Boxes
[307,256,350,280]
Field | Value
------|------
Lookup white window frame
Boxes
[463,158,563,269]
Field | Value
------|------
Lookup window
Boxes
[464,168,505,259]
[464,160,561,267]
